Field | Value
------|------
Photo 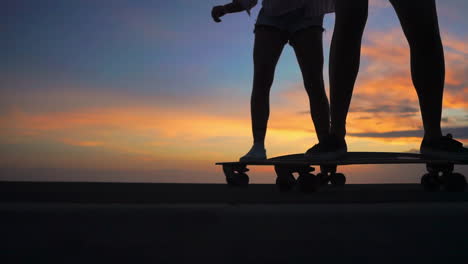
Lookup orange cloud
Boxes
[0,103,417,171]
[60,139,105,147]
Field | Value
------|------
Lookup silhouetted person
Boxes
[323,0,467,159]
[212,0,336,161]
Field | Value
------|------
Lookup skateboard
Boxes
[216,152,468,192]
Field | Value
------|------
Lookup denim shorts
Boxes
[255,7,324,35]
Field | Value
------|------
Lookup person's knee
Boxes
[397,5,441,47]
[303,77,325,95]
[404,25,442,51]
[253,68,275,93]
[253,69,274,85]
[251,88,270,100]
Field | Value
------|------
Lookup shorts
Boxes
[254,7,324,35]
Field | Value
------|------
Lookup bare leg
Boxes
[329,0,368,139]
[251,27,288,145]
[290,27,330,142]
[390,0,443,140]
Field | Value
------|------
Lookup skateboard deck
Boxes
[216,152,467,192]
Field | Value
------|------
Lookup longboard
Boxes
[216,152,468,192]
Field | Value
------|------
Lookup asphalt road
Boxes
[1,183,468,263]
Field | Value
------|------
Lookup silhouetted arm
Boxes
[211,0,257,23]
[233,0,258,15]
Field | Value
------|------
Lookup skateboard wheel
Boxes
[275,175,296,192]
[274,166,296,192]
[330,173,346,186]
[443,173,467,192]
[297,173,320,193]
[223,165,249,187]
[226,172,249,187]
[421,173,440,192]
[316,173,329,186]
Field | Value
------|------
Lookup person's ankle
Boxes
[328,133,345,142]
[423,132,443,142]
[316,130,330,143]
[252,142,265,149]
[329,128,345,140]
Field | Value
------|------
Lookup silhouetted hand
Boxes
[211,5,227,23]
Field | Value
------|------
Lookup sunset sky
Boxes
[1,0,467,183]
